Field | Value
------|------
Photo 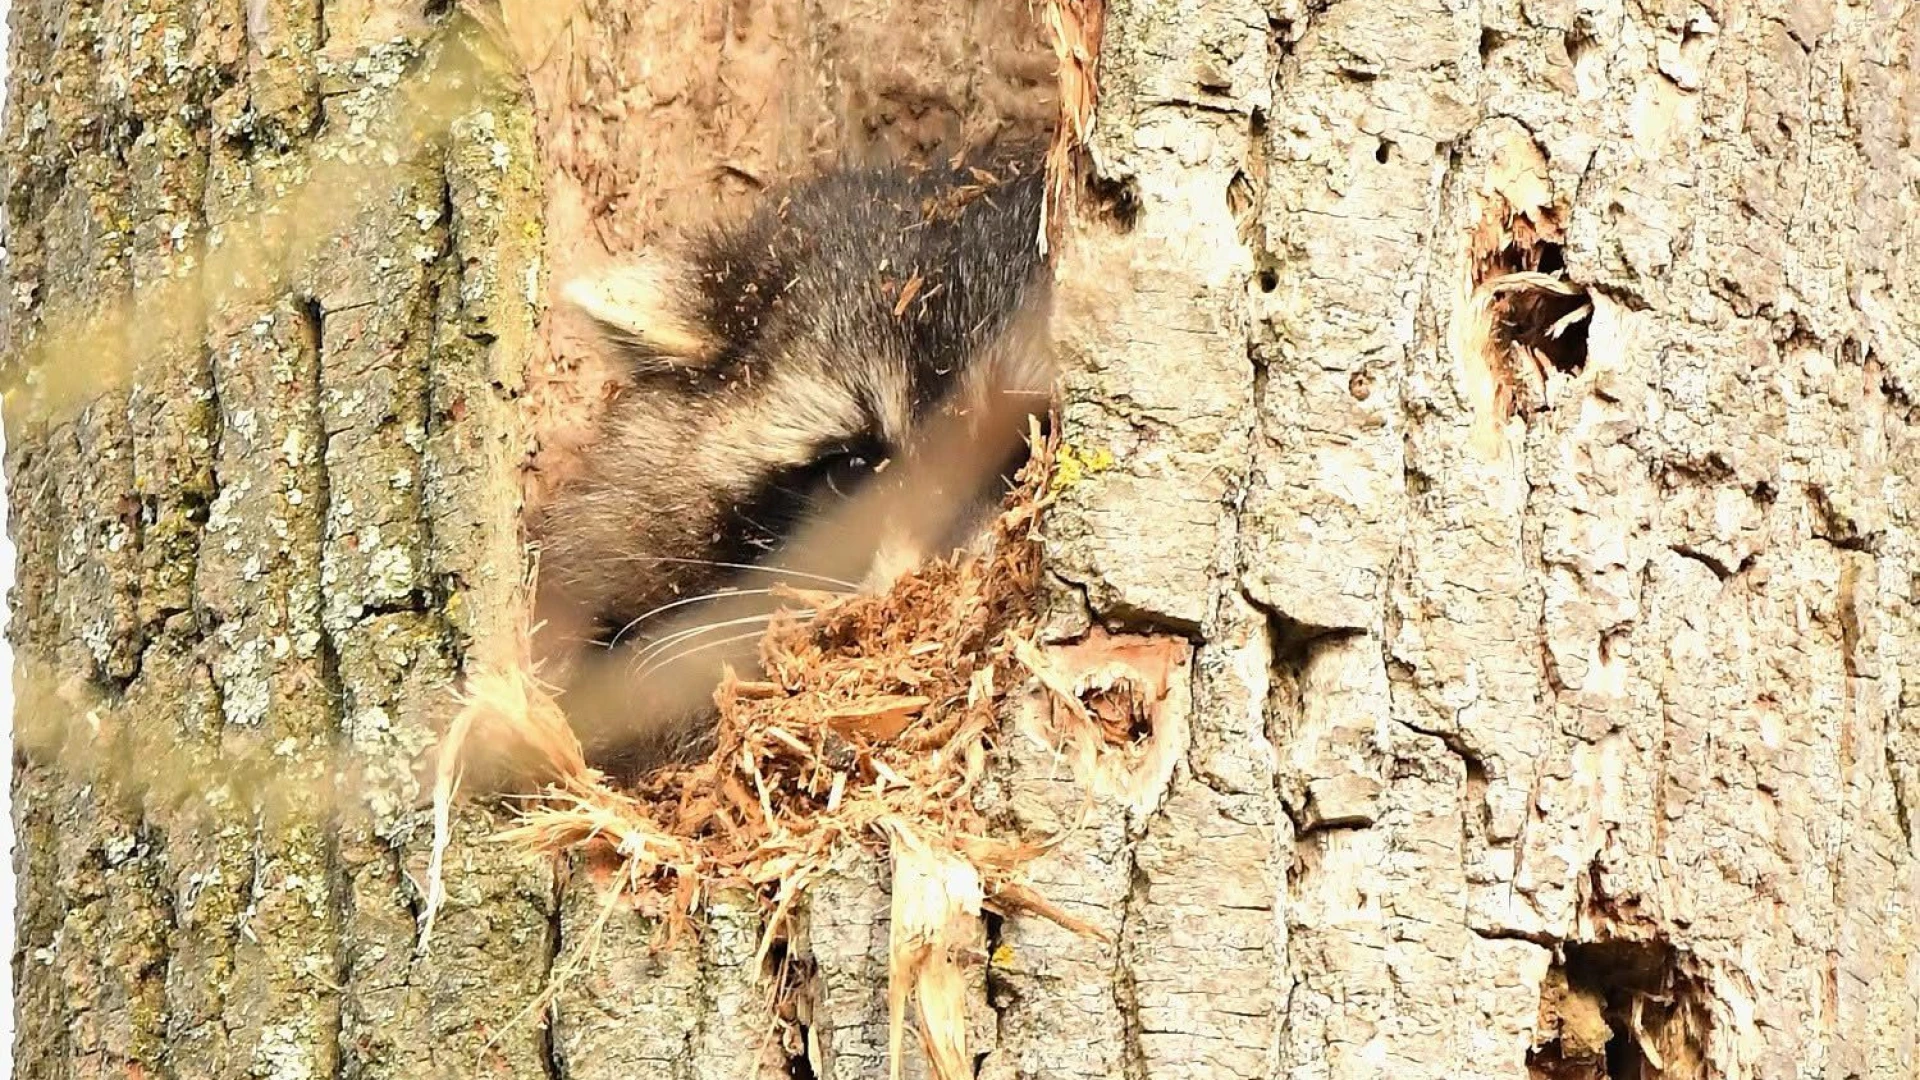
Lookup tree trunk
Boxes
[3,4,549,1077]
[7,3,1918,1080]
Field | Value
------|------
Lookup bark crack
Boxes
[302,295,352,1080]
[1666,543,1740,581]
[543,861,568,1080]
[1114,857,1152,1080]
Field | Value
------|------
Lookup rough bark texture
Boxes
[3,4,548,1078]
[7,2,1919,1080]
[1036,0,1920,1077]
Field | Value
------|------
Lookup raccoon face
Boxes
[532,154,1052,768]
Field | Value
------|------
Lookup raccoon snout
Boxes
[861,524,930,594]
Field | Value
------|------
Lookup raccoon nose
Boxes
[861,523,928,593]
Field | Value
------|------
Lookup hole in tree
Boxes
[1490,241,1590,374]
[1227,169,1256,222]
[1527,939,1711,1080]
[1082,678,1157,745]
[1565,26,1597,70]
[1463,161,1588,420]
[788,1044,818,1080]
[1088,174,1140,231]
[762,936,819,1079]
[1480,26,1506,62]
[1479,234,1593,418]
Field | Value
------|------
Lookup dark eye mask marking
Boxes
[718,433,893,567]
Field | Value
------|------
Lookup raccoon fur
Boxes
[533,149,1053,773]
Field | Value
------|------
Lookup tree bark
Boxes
[1035,1,1920,1077]
[4,4,548,1077]
[7,2,1918,1080]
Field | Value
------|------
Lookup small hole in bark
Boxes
[787,1043,818,1080]
[1490,242,1589,375]
[1088,174,1140,231]
[1083,679,1156,745]
[1460,167,1585,434]
[764,937,819,1080]
[1461,747,1491,833]
[223,125,256,157]
[1374,139,1394,164]
[1228,170,1256,221]
[1480,27,1506,62]
[1596,630,1618,664]
[1269,14,1296,50]
[1257,267,1279,292]
[1471,232,1592,422]
[1565,27,1597,70]
[1530,941,1711,1080]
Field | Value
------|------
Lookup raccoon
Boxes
[533,149,1053,772]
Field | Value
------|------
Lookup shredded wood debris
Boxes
[886,824,985,1080]
[1038,0,1106,253]
[482,444,1054,919]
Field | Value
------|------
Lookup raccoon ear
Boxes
[561,256,720,369]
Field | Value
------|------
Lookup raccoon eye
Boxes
[811,446,887,498]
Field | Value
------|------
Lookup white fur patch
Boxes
[563,257,716,364]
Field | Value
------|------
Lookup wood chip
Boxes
[825,695,931,741]
[892,273,924,317]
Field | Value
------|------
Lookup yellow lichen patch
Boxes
[1052,442,1116,488]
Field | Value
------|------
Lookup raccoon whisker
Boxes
[626,609,819,676]
[615,555,860,592]
[626,613,779,671]
[606,587,794,647]
[631,626,800,692]
[732,510,803,548]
